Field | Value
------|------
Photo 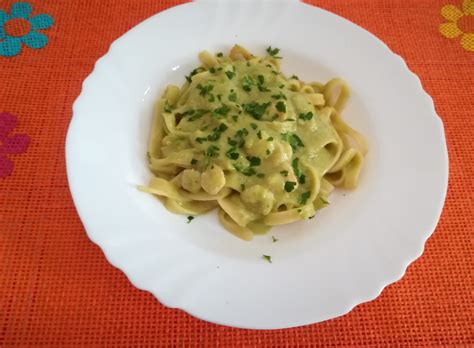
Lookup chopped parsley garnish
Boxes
[281,132,305,151]
[212,104,230,118]
[240,183,246,191]
[257,130,262,139]
[299,112,313,121]
[207,123,228,141]
[272,236,278,243]
[196,137,207,144]
[271,91,287,100]
[250,123,258,130]
[291,158,305,184]
[190,159,198,165]
[263,254,272,263]
[299,192,311,205]
[280,170,288,177]
[197,83,214,97]
[256,75,270,92]
[279,84,285,89]
[217,94,222,101]
[209,67,216,73]
[226,147,239,160]
[232,115,238,122]
[309,215,315,219]
[185,67,204,83]
[242,167,257,176]
[266,149,271,155]
[242,75,255,92]
[225,70,236,80]
[275,101,286,113]
[187,216,194,223]
[257,75,265,85]
[284,181,297,192]
[216,52,223,57]
[164,101,173,113]
[228,92,238,102]
[206,145,220,158]
[256,173,265,178]
[290,75,299,80]
[227,137,238,146]
[266,46,281,59]
[242,102,271,120]
[266,136,274,141]
[246,156,261,166]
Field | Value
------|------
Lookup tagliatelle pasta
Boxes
[140,45,367,240]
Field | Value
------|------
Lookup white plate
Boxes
[66,0,448,329]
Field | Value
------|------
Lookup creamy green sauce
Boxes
[162,59,337,217]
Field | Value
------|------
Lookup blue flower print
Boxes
[0,2,54,57]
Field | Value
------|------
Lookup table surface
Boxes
[1,0,472,346]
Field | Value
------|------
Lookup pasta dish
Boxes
[140,45,367,240]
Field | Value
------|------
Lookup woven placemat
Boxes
[1,0,472,346]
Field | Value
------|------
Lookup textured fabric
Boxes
[0,0,472,346]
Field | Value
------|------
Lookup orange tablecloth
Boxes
[1,0,472,346]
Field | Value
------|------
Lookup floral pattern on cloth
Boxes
[0,112,30,178]
[439,0,474,51]
[0,2,54,57]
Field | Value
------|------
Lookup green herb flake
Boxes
[281,132,305,151]
[242,102,271,120]
[164,101,173,113]
[240,183,246,191]
[225,70,236,80]
[290,75,299,80]
[250,123,258,130]
[216,52,223,57]
[272,236,278,243]
[266,46,281,59]
[271,91,287,100]
[206,145,220,158]
[232,115,238,122]
[227,137,238,146]
[284,181,297,192]
[197,83,214,97]
[256,173,265,178]
[291,158,306,184]
[257,75,265,85]
[257,130,262,139]
[242,75,255,92]
[228,92,238,102]
[196,137,207,144]
[299,192,311,205]
[280,170,288,177]
[226,147,239,160]
[185,67,203,83]
[299,112,313,121]
[213,104,231,118]
[266,136,274,141]
[275,101,286,113]
[187,216,194,223]
[263,254,272,263]
[242,167,257,176]
[246,156,261,166]
[266,149,271,155]
[209,67,216,73]
[190,159,198,165]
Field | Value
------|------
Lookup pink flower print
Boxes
[0,112,30,177]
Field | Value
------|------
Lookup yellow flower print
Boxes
[439,0,474,51]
